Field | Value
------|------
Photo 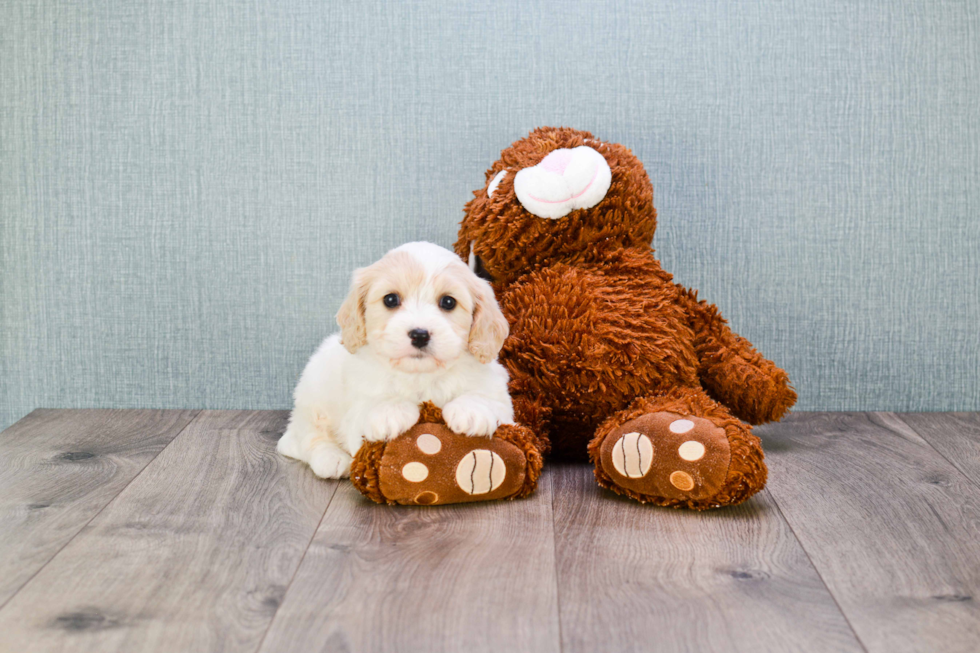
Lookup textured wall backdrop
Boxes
[2,0,978,429]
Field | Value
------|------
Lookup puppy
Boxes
[277,241,514,479]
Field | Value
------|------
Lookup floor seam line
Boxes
[765,486,870,653]
[550,467,565,653]
[251,479,341,653]
[0,409,202,613]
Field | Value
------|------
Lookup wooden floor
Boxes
[1,411,978,652]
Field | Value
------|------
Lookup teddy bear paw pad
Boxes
[456,450,507,495]
[599,412,731,501]
[610,432,654,478]
[376,423,527,505]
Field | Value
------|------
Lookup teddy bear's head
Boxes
[454,127,657,285]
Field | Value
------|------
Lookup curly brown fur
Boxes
[455,126,793,506]
[349,440,388,504]
[417,401,445,424]
[509,394,553,456]
[588,388,767,510]
[494,248,701,460]
[494,423,544,498]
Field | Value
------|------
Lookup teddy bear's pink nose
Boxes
[539,149,575,175]
[513,145,612,220]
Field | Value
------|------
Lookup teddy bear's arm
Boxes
[678,287,797,424]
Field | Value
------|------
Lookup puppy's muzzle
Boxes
[408,328,430,349]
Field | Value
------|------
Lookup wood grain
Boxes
[258,469,561,653]
[0,409,198,607]
[0,410,337,653]
[551,463,862,653]
[757,412,980,653]
[897,413,980,487]
[5,410,979,652]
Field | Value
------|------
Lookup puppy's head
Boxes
[336,242,508,373]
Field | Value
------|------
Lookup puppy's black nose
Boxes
[408,328,430,349]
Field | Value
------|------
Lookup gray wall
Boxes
[2,0,978,430]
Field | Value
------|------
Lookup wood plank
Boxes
[0,409,199,607]
[757,412,980,653]
[0,410,337,653]
[258,469,561,653]
[897,413,980,487]
[551,463,863,653]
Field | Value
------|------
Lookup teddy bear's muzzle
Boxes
[513,145,612,219]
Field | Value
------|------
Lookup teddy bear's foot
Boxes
[354,423,526,505]
[598,412,731,500]
[588,390,767,509]
[350,403,543,506]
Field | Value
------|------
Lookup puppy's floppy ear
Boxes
[467,276,509,364]
[336,267,371,353]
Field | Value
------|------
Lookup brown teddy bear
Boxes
[454,126,796,509]
[352,126,795,509]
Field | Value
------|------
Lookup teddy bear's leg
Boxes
[350,403,543,506]
[511,393,554,456]
[587,387,766,509]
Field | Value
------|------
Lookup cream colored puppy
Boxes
[277,242,514,479]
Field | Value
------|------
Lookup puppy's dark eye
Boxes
[383,293,400,309]
[439,295,457,311]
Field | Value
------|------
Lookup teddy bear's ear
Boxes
[513,145,611,219]
[486,170,507,198]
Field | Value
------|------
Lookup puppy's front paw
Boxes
[443,397,502,437]
[365,402,421,442]
[309,446,352,479]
